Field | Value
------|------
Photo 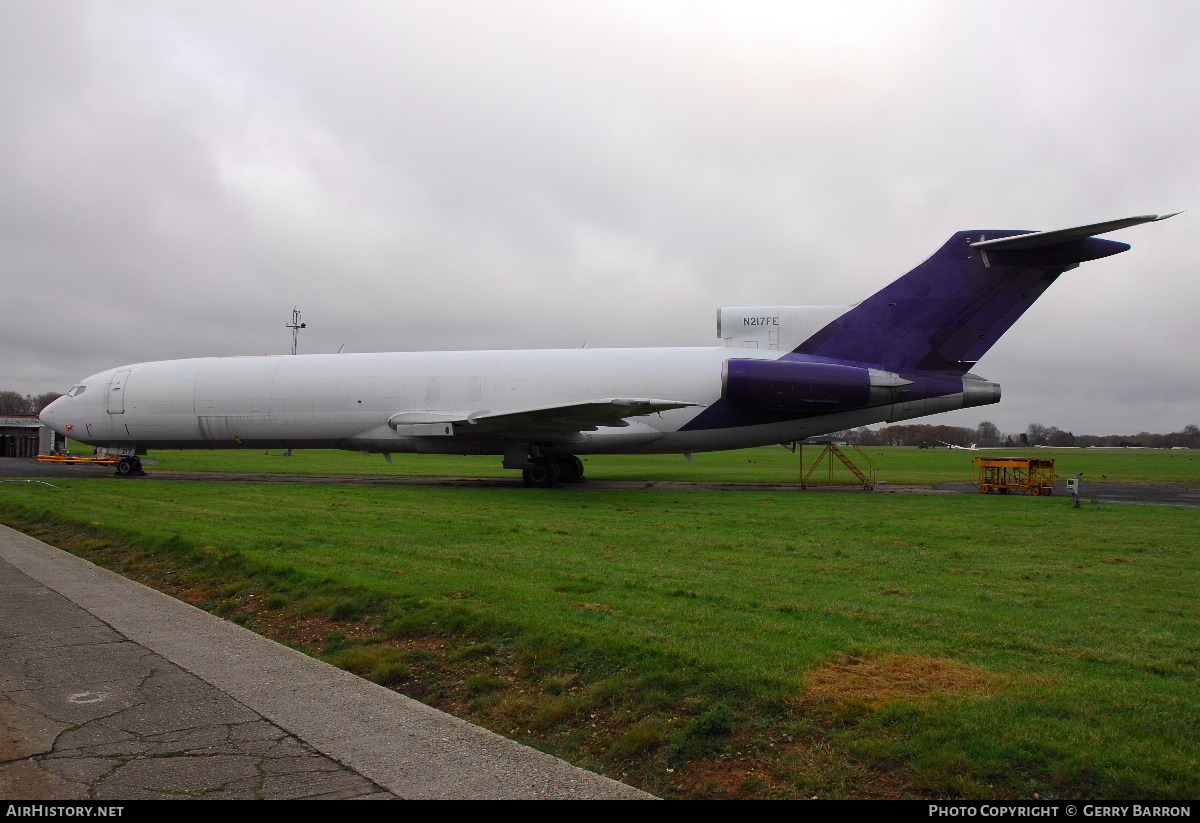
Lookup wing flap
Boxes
[388,398,702,439]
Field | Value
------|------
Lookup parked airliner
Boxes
[39,214,1175,486]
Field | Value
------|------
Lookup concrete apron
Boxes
[0,525,653,800]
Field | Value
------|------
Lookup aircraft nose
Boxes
[39,397,64,432]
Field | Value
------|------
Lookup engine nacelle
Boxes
[722,358,910,412]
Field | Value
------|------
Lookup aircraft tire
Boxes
[556,455,586,483]
[522,457,562,488]
[115,458,135,477]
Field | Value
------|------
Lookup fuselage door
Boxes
[107,369,130,414]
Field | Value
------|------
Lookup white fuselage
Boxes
[39,346,977,457]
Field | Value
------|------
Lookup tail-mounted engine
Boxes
[722,358,912,412]
[722,358,1002,415]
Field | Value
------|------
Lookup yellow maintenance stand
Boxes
[973,456,1056,496]
[798,442,877,490]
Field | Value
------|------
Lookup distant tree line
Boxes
[843,421,1200,449]
[0,391,61,416]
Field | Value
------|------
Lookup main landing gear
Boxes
[521,455,586,488]
[114,456,146,477]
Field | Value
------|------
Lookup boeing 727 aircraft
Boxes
[39,214,1175,486]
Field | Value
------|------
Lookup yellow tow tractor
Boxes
[37,450,146,476]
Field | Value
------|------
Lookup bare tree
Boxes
[1026,423,1051,446]
[1046,427,1075,447]
[975,420,1001,447]
[31,392,61,412]
[0,391,31,415]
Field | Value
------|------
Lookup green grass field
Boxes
[74,441,1200,485]
[4,447,1198,798]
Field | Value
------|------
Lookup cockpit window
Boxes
[66,385,86,397]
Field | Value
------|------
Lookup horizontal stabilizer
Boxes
[971,213,1180,251]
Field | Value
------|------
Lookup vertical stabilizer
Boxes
[792,215,1175,373]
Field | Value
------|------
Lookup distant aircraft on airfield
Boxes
[937,441,981,451]
[40,214,1176,486]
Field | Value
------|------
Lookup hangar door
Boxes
[0,429,39,457]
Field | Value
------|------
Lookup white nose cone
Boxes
[39,397,64,433]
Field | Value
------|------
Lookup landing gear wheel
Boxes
[522,457,562,488]
[556,455,586,483]
[115,456,145,477]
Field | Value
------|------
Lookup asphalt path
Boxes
[937,479,1200,508]
[0,525,653,800]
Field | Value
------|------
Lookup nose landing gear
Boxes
[114,456,146,477]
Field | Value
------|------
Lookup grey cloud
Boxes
[2,0,1196,435]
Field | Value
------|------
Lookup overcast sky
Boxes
[2,0,1196,436]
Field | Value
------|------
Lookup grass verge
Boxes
[2,479,1197,798]
[66,441,1200,485]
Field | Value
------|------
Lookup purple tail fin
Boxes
[792,215,1175,374]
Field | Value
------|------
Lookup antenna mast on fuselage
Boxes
[287,307,306,355]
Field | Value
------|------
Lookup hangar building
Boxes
[0,415,63,458]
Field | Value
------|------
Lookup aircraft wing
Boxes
[388,398,703,440]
